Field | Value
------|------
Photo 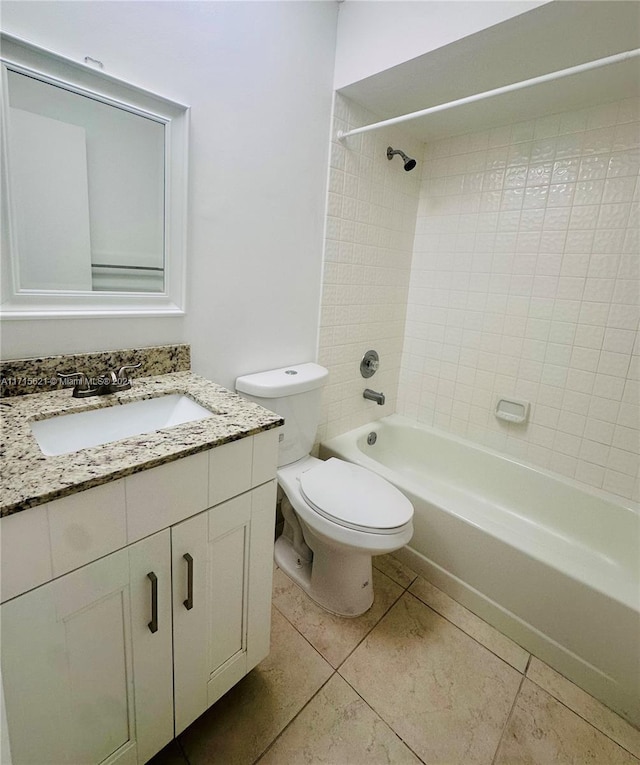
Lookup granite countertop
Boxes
[0,371,283,517]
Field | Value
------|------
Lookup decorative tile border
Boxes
[0,344,190,397]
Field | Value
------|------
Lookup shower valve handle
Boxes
[365,358,379,372]
[360,350,380,379]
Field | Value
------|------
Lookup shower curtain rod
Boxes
[337,48,640,141]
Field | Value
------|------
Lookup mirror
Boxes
[6,70,166,293]
[1,34,189,317]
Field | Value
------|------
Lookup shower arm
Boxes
[337,48,640,141]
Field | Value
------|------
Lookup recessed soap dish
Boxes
[495,397,530,424]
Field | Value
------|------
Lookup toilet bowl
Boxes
[277,455,413,615]
[235,363,414,616]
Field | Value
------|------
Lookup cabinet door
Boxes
[128,529,174,763]
[172,481,276,735]
[1,531,173,765]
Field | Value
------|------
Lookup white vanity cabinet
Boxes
[1,530,173,765]
[1,428,279,765]
[172,481,276,735]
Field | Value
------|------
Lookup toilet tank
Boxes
[235,363,328,467]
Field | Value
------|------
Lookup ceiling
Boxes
[339,1,640,142]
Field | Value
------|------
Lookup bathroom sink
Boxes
[30,394,215,456]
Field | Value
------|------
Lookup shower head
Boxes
[387,146,416,172]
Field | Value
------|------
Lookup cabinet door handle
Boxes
[183,553,194,610]
[147,572,158,633]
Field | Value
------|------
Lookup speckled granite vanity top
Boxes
[1,371,283,516]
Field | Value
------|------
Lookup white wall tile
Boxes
[397,97,639,502]
[320,96,638,503]
[318,94,421,440]
[603,469,636,497]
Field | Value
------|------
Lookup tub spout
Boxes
[363,388,385,405]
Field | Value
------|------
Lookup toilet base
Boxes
[275,534,374,617]
[275,534,312,590]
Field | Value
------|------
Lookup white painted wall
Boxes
[1,1,338,390]
[334,0,547,89]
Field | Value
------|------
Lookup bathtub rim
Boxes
[321,414,640,727]
[320,414,639,614]
[321,413,639,515]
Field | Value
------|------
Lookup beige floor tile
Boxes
[373,553,418,589]
[526,657,640,757]
[340,593,522,765]
[272,565,404,668]
[494,679,640,764]
[409,576,530,672]
[146,740,188,765]
[257,674,422,765]
[179,608,333,765]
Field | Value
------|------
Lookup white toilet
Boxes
[235,362,413,617]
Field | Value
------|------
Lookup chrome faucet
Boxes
[103,364,142,393]
[57,372,97,398]
[363,388,385,405]
[58,363,141,398]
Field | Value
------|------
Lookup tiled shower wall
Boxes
[397,98,639,501]
[316,94,421,442]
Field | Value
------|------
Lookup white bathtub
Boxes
[321,414,640,727]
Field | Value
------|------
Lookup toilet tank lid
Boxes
[236,363,328,398]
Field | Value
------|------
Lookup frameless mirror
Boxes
[1,33,189,317]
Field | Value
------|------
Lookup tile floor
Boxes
[150,555,640,765]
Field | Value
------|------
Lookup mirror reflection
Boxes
[6,69,166,293]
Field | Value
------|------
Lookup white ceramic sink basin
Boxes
[30,394,215,456]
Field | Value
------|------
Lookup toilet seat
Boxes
[299,457,413,534]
